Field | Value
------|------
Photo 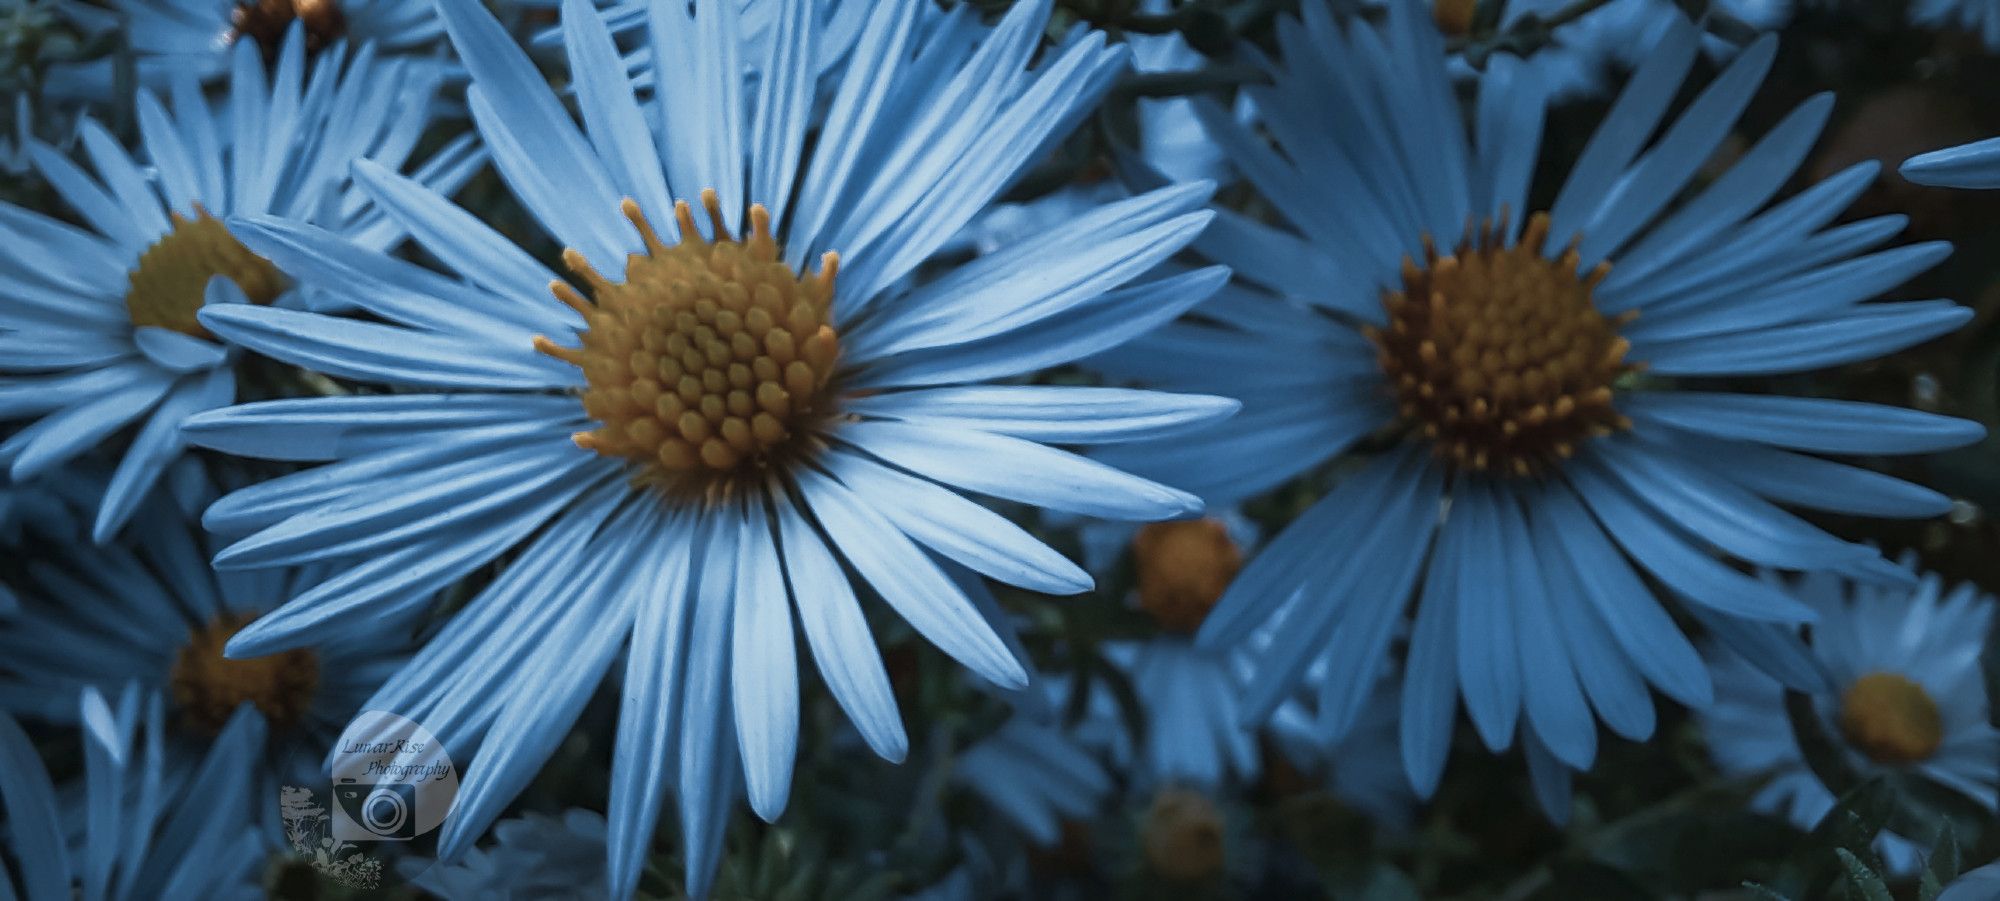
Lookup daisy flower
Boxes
[0,684,267,901]
[955,715,1116,850]
[1125,0,1227,185]
[1911,0,2000,49]
[1449,0,1685,100]
[1060,514,1265,789]
[0,26,478,541]
[1138,787,1228,882]
[0,478,413,830]
[1427,0,1788,102]
[1697,561,1998,873]
[401,809,610,900]
[43,0,444,99]
[179,0,1229,894]
[1091,1,1981,798]
[0,1,93,176]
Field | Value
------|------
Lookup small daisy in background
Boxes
[0,684,268,900]
[1698,560,1998,873]
[42,0,447,99]
[0,476,416,836]
[0,0,95,177]
[1425,0,1791,102]
[1060,512,1264,789]
[0,24,478,541]
[955,714,1117,852]
[1910,0,2000,50]
[1093,0,1980,801]
[178,0,1232,894]
[400,809,610,900]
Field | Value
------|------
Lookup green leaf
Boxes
[1741,882,1795,901]
[1921,821,1962,901]
[1768,777,1897,898]
[1835,848,1893,901]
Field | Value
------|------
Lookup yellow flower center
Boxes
[1132,519,1242,634]
[231,0,348,61]
[1433,0,1477,36]
[536,191,841,500]
[1142,788,1226,882]
[1838,671,1945,765]
[1368,211,1636,478]
[169,614,319,736]
[126,208,287,340]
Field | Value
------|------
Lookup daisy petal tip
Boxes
[874,734,909,765]
[209,540,261,571]
[87,512,122,548]
[1054,570,1095,596]
[748,787,790,824]
[989,658,1031,692]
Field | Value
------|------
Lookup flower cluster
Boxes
[2,1,1999,899]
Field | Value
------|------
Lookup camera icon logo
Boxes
[327,710,458,844]
[332,778,418,840]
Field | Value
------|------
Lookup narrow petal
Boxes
[1622,391,1984,455]
[732,503,799,821]
[4,375,171,481]
[775,494,907,762]
[796,468,1027,689]
[821,448,1091,595]
[1566,461,1818,624]
[608,512,697,901]
[1901,135,2000,188]
[849,386,1238,446]
[197,304,574,391]
[838,419,1199,521]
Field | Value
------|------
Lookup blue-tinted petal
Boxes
[822,448,1090,595]
[775,494,906,762]
[1622,391,1984,455]
[1901,136,2000,189]
[848,385,1238,445]
[838,419,1199,521]
[797,467,1027,689]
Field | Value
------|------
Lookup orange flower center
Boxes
[231,0,348,61]
[1132,519,1242,634]
[1142,788,1226,882]
[1368,212,1636,478]
[536,191,841,500]
[126,208,286,339]
[169,614,319,736]
[1838,671,1945,765]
